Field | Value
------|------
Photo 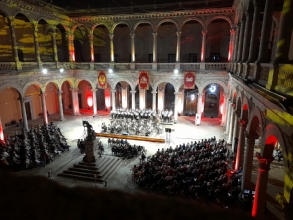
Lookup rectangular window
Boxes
[168,54,176,63]
[149,54,153,63]
[189,53,197,62]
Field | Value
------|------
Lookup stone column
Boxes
[111,89,116,110]
[273,0,293,63]
[228,105,235,144]
[157,88,165,111]
[225,101,232,133]
[241,9,253,62]
[178,91,184,115]
[109,34,114,62]
[130,33,136,62]
[50,30,58,62]
[71,88,80,115]
[236,19,245,62]
[176,31,181,62]
[241,135,257,191]
[19,97,29,131]
[256,0,274,63]
[228,28,236,62]
[252,155,273,218]
[197,93,203,114]
[231,112,240,153]
[57,90,65,121]
[8,18,21,70]
[139,89,146,110]
[33,25,42,68]
[220,93,228,127]
[67,32,75,62]
[88,34,94,62]
[92,89,97,115]
[247,0,261,62]
[130,90,136,110]
[152,32,157,62]
[235,120,247,170]
[201,30,207,62]
[121,87,128,109]
[174,92,179,123]
[40,93,48,124]
[152,91,157,111]
[232,24,240,62]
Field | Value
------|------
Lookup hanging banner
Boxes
[97,71,107,89]
[184,71,196,89]
[139,71,149,90]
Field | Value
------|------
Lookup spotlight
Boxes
[42,68,48,74]
[59,68,64,73]
[210,84,216,93]
[108,68,113,73]
[174,69,179,74]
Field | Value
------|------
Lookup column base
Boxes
[59,118,66,121]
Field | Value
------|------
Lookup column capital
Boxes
[110,89,116,93]
[239,119,247,128]
[39,93,46,98]
[70,88,79,92]
[108,33,114,39]
[176,31,182,36]
[236,23,241,30]
[223,93,229,98]
[130,33,135,38]
[91,88,97,92]
[230,28,236,35]
[198,93,203,97]
[152,91,157,95]
[255,152,274,171]
[174,92,179,95]
[88,34,94,40]
[57,90,63,95]
[130,90,136,94]
[202,30,208,36]
[253,0,260,8]
[67,33,74,41]
[152,32,157,37]
[18,97,27,102]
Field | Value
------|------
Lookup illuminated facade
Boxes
[0,0,292,218]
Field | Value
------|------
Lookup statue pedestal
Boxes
[83,140,96,163]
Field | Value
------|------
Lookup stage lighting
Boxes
[42,68,48,74]
[108,68,113,73]
[174,69,179,74]
[210,84,216,93]
[59,68,64,73]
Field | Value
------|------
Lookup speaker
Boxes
[165,128,168,132]
[168,128,171,133]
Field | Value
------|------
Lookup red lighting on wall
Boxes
[87,96,93,107]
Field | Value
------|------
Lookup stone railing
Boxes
[258,63,271,86]
[0,62,16,72]
[21,62,39,71]
[158,63,175,71]
[135,63,153,70]
[180,63,200,71]
[204,63,228,70]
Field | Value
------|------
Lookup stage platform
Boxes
[95,132,165,143]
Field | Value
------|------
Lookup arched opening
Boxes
[157,22,177,63]
[24,84,42,120]
[0,11,13,61]
[206,19,230,62]
[73,26,90,62]
[56,24,68,62]
[14,13,34,62]
[61,81,72,110]
[38,19,53,62]
[0,88,22,125]
[164,83,175,111]
[96,82,111,111]
[93,25,110,62]
[146,85,153,109]
[77,80,92,111]
[44,82,58,115]
[113,24,131,63]
[203,83,223,118]
[134,23,153,63]
[181,20,202,63]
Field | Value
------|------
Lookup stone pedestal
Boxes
[83,140,96,163]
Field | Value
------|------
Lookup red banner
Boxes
[184,71,195,89]
[139,71,149,90]
[97,71,107,89]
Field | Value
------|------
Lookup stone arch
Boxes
[12,11,33,23]
[246,106,264,138]
[206,15,233,28]
[111,21,131,33]
[23,81,42,94]
[36,17,51,25]
[43,81,60,91]
[178,81,200,93]
[229,84,238,104]
[198,79,228,94]
[75,78,95,89]
[0,83,22,96]
[133,20,155,32]
[72,24,91,34]
[180,17,205,30]
[0,6,10,18]
[155,19,179,31]
[111,78,134,91]
[153,79,176,91]
[58,78,74,89]
[92,23,111,33]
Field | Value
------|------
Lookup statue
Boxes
[82,121,96,141]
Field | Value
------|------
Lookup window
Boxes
[189,53,197,62]
[210,53,220,62]
[168,54,176,63]
[114,54,119,62]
